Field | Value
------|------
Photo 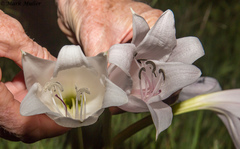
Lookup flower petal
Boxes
[217,112,240,148]
[53,45,90,77]
[173,90,240,149]
[87,52,108,76]
[136,9,176,61]
[108,43,136,76]
[102,78,128,108]
[108,65,132,92]
[20,83,59,116]
[178,77,222,102]
[168,37,205,64]
[154,61,201,99]
[131,9,150,46]
[119,95,149,112]
[147,97,173,139]
[47,109,104,128]
[202,90,240,118]
[22,51,55,90]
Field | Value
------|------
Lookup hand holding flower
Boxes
[0,11,69,143]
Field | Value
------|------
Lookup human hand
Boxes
[56,0,163,56]
[0,10,69,143]
[0,10,55,67]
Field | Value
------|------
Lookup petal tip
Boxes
[21,50,26,56]
[130,7,136,14]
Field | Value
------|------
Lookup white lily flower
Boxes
[20,45,128,127]
[108,9,204,137]
[174,89,240,149]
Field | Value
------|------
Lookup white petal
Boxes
[202,89,240,118]
[217,112,240,148]
[168,37,205,64]
[108,43,136,76]
[119,95,149,112]
[20,83,59,116]
[87,52,108,76]
[53,45,90,77]
[201,89,240,105]
[22,52,55,90]
[147,98,173,139]
[136,9,176,61]
[131,12,150,46]
[178,77,222,102]
[108,65,132,92]
[102,78,128,108]
[47,109,104,128]
[154,62,201,99]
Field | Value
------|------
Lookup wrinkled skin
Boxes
[0,0,164,142]
[56,0,163,56]
[0,10,69,143]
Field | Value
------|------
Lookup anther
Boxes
[75,86,90,95]
[146,61,157,77]
[137,59,147,64]
[159,69,165,81]
[138,67,146,80]
[134,52,138,57]
[45,81,64,92]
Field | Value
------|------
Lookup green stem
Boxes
[113,115,152,147]
[70,128,84,149]
[113,95,210,146]
[103,109,113,149]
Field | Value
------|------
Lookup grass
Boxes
[0,0,240,148]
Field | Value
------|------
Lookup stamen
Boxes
[139,77,144,100]
[137,59,147,64]
[44,81,69,116]
[134,58,141,68]
[138,67,146,80]
[134,52,138,57]
[146,61,156,77]
[44,81,64,92]
[159,69,165,80]
[75,86,90,121]
[55,94,68,117]
[150,68,166,97]
[50,91,62,115]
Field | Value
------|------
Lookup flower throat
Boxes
[44,81,90,122]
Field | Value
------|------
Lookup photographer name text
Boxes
[1,0,41,6]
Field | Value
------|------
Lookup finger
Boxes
[56,0,162,56]
[0,10,56,68]
[0,82,69,142]
[5,71,27,102]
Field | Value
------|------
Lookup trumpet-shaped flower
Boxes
[178,76,222,102]
[20,45,128,127]
[173,89,240,149]
[108,9,204,137]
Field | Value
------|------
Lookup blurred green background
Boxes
[0,0,240,148]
